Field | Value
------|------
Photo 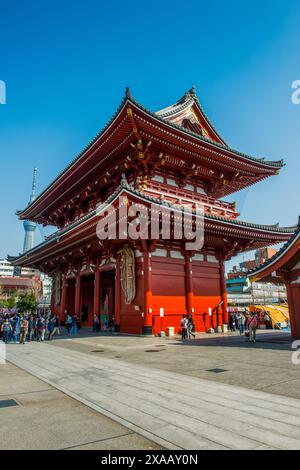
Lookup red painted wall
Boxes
[58,251,226,336]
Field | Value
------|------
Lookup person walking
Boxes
[19,317,29,344]
[181,315,188,341]
[49,315,61,340]
[187,315,196,339]
[247,313,258,343]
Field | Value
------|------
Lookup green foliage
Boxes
[16,291,38,314]
[1,297,17,309]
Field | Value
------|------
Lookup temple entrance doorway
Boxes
[100,269,115,330]
[81,274,94,325]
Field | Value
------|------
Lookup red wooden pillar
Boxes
[143,249,153,335]
[59,272,67,321]
[93,266,101,317]
[219,258,229,324]
[75,270,82,319]
[291,285,300,340]
[114,253,121,332]
[185,252,194,315]
[286,280,297,339]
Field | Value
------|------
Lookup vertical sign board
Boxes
[159,307,164,333]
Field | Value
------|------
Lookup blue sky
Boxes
[0,0,299,270]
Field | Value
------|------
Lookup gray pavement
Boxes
[0,362,161,450]
[3,331,300,450]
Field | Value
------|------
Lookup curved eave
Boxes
[18,92,285,221]
[11,184,296,268]
[248,221,300,281]
[130,97,285,170]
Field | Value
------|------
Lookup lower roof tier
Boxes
[9,183,296,270]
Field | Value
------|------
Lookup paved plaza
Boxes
[1,330,300,450]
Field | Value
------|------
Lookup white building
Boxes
[0,259,14,277]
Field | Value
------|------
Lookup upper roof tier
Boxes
[156,86,227,145]
[17,87,285,222]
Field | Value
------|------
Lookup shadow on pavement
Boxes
[178,331,292,351]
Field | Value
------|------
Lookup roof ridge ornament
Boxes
[125,86,131,99]
[189,85,196,96]
[120,173,129,188]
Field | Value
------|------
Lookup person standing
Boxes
[20,317,29,344]
[36,316,44,342]
[1,319,12,343]
[237,313,245,335]
[229,313,236,332]
[47,315,55,339]
[247,313,258,343]
[9,315,15,343]
[181,315,188,341]
[13,315,21,344]
[41,315,47,341]
[70,315,77,336]
[65,314,72,334]
[92,314,100,333]
[28,315,35,342]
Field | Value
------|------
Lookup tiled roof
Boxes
[17,88,285,218]
[10,180,297,266]
[247,218,300,277]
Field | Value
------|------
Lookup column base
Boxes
[142,326,153,335]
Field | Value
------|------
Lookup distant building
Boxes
[0,276,41,302]
[0,259,14,277]
[0,259,39,278]
[226,276,287,306]
[227,248,287,306]
[0,259,52,310]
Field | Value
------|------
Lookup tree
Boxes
[0,286,17,309]
[2,297,17,309]
[16,291,38,314]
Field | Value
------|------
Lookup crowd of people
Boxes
[0,311,80,344]
[180,311,262,343]
[229,311,262,342]
[0,309,279,345]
